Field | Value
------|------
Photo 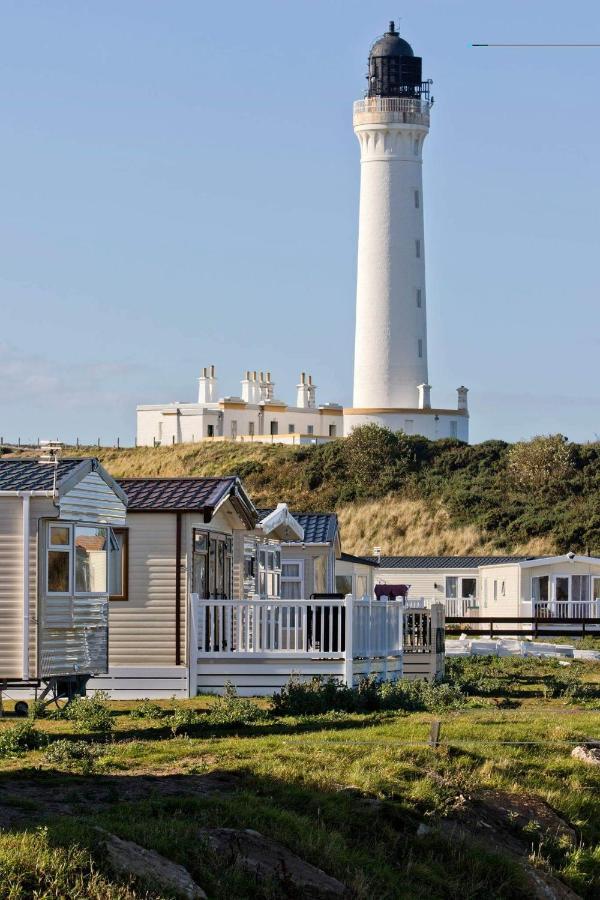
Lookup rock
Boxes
[572,745,600,766]
[95,828,206,899]
[198,827,346,897]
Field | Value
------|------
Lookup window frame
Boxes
[281,558,305,600]
[109,527,129,602]
[45,521,111,597]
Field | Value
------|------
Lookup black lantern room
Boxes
[367,21,428,99]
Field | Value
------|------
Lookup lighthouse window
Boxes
[413,138,419,155]
[416,288,422,308]
[414,189,420,208]
[418,339,423,358]
[450,420,458,438]
[415,240,421,258]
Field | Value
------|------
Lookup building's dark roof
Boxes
[373,555,532,570]
[258,510,338,545]
[0,458,85,492]
[119,477,235,511]
[340,551,380,568]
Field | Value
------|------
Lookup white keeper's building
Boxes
[136,22,469,448]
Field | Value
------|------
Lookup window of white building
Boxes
[329,424,336,437]
[281,560,304,599]
[270,421,278,435]
[307,425,314,435]
[446,576,477,600]
[416,288,422,308]
[414,189,420,208]
[258,547,281,599]
[418,339,423,358]
[415,239,421,258]
[231,420,237,439]
[450,420,458,438]
[248,422,255,436]
[288,424,295,434]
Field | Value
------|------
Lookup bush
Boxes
[128,699,166,721]
[205,682,267,726]
[0,722,45,758]
[167,706,200,736]
[507,434,574,497]
[45,739,97,774]
[61,692,113,734]
[271,675,465,716]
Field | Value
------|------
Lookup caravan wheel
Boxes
[14,701,29,717]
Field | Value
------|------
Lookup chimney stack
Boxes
[457,386,469,411]
[242,370,260,404]
[417,383,432,409]
[198,365,218,403]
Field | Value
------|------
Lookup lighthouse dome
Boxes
[367,22,423,99]
[369,25,414,60]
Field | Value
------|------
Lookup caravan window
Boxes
[281,560,304,600]
[109,528,129,601]
[47,523,109,595]
[75,526,108,593]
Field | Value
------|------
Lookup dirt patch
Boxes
[420,787,580,899]
[0,769,238,827]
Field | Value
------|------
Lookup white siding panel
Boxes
[108,513,179,667]
[0,497,24,679]
[60,471,126,525]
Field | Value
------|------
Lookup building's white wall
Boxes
[335,559,375,598]
[478,564,521,616]
[375,566,480,604]
[344,410,468,441]
[353,117,429,409]
[137,402,343,447]
[520,561,600,605]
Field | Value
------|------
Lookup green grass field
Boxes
[0,658,598,899]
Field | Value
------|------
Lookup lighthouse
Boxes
[344,23,469,442]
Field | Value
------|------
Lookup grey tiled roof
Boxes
[118,477,239,512]
[258,510,338,544]
[0,458,84,492]
[373,555,531,570]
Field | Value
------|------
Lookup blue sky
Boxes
[1,0,600,445]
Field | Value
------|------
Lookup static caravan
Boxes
[89,475,258,699]
[258,511,341,600]
[0,457,127,711]
[335,552,378,599]
[240,504,305,600]
[374,555,527,616]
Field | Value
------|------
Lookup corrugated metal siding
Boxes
[39,596,108,677]
[0,497,24,679]
[60,471,126,525]
[108,513,179,667]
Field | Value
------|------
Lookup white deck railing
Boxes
[193,597,407,658]
[533,600,600,619]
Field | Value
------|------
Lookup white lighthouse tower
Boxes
[344,23,469,441]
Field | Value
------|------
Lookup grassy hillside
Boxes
[8,427,600,556]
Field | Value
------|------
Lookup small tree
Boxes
[507,434,573,496]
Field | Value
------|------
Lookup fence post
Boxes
[188,593,199,698]
[344,595,354,687]
[429,720,441,749]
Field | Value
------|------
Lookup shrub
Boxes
[128,699,166,721]
[507,434,574,497]
[205,682,267,726]
[61,692,113,734]
[167,706,200,736]
[0,722,45,758]
[44,739,97,774]
[271,675,465,716]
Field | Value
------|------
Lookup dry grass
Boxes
[337,496,556,557]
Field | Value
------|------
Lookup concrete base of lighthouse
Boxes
[343,408,469,442]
